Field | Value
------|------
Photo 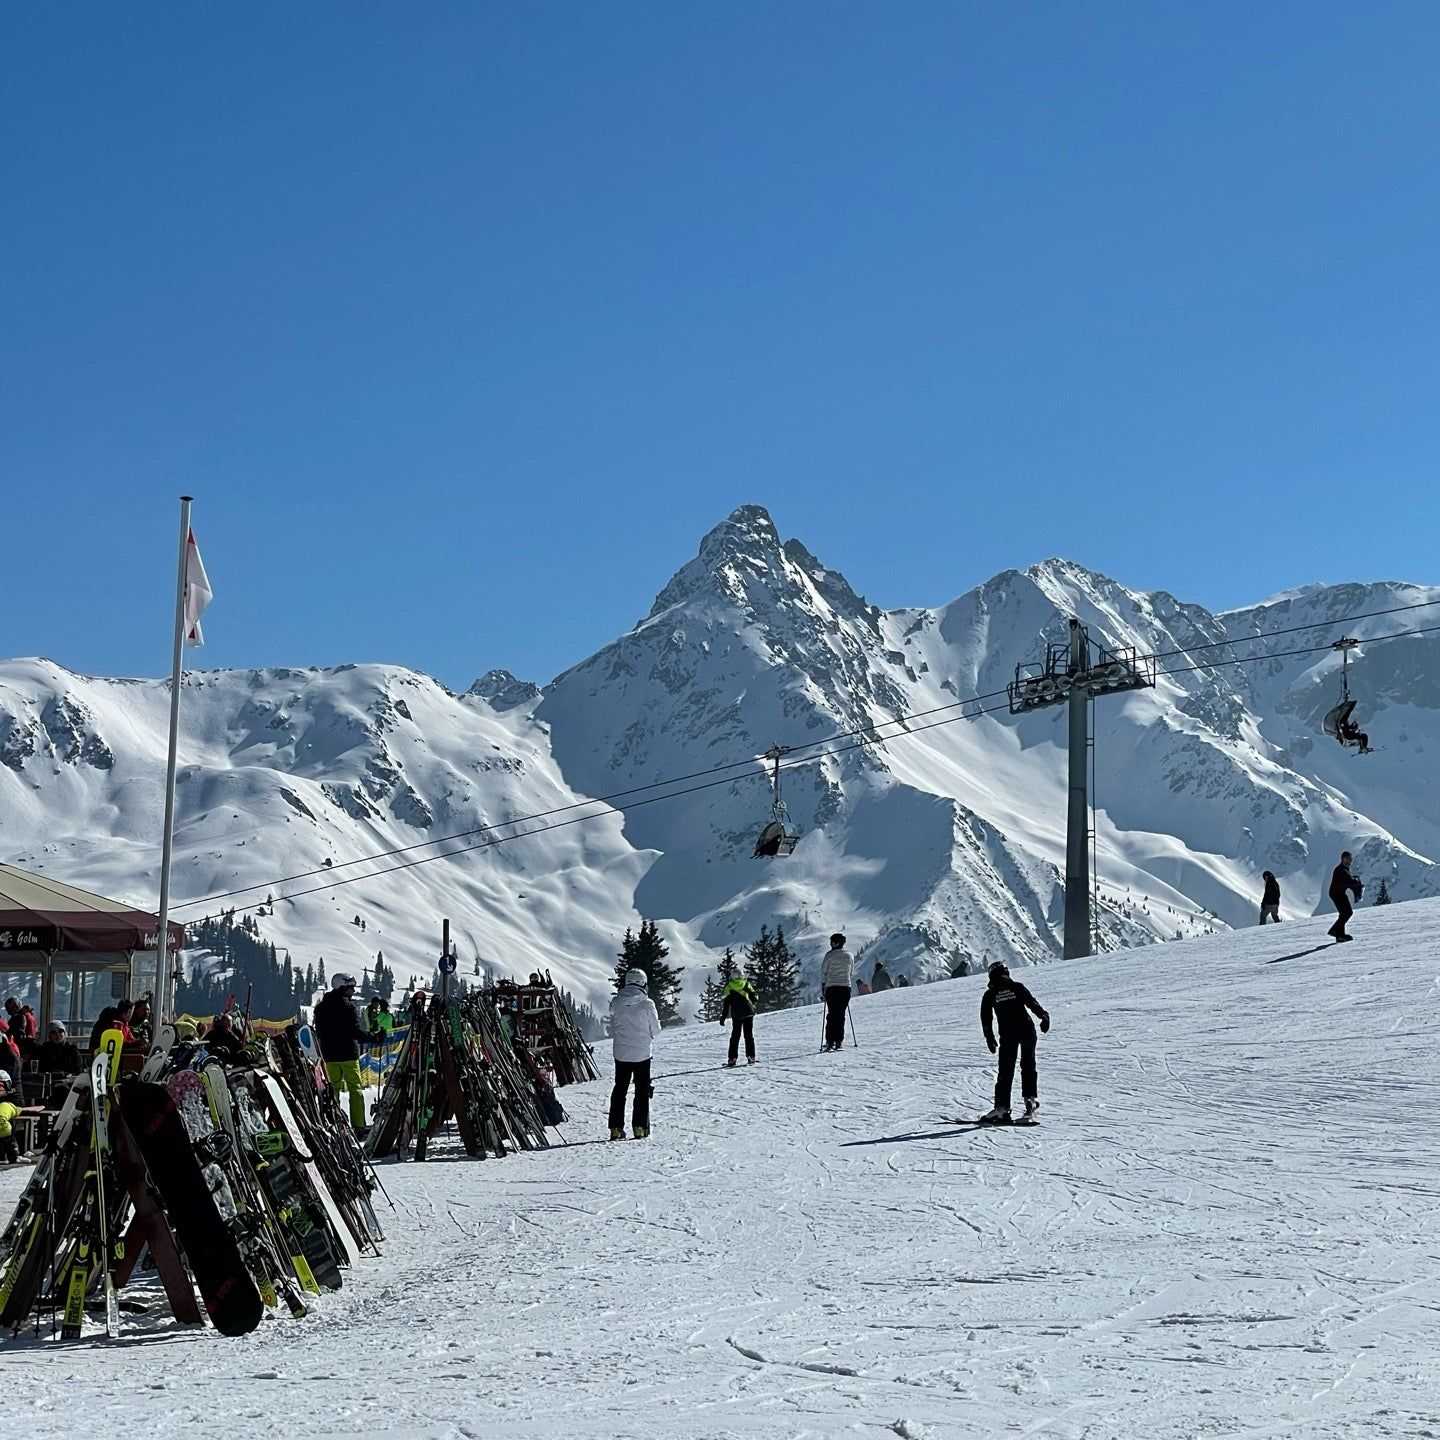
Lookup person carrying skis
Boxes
[315,973,383,1132]
[979,961,1050,1124]
[1259,871,1282,925]
[608,968,661,1140]
[718,975,758,1067]
[820,934,854,1052]
[1327,851,1363,943]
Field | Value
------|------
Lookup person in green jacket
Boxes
[719,976,759,1067]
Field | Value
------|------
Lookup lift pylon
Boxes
[1008,619,1156,959]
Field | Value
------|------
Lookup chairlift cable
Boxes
[177,616,1440,922]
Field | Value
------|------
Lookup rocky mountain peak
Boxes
[645,505,787,620]
[468,669,541,712]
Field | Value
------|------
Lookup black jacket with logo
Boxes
[981,978,1049,1046]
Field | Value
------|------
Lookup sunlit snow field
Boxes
[5,900,1439,1438]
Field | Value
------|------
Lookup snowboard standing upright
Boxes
[118,1079,266,1336]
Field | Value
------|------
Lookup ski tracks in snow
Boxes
[3,904,1440,1436]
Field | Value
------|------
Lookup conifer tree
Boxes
[1374,878,1392,905]
[746,925,801,1013]
[613,919,684,1024]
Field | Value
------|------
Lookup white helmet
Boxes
[624,968,649,989]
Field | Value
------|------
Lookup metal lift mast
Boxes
[1009,618,1157,959]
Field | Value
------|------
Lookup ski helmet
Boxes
[625,968,649,989]
[331,972,358,990]
[987,961,1009,981]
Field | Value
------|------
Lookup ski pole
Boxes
[848,1005,859,1048]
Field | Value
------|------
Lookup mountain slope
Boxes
[0,658,655,1001]
[2,505,1437,1004]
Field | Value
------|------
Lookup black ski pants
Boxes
[609,1058,651,1132]
[994,1030,1037,1110]
[823,986,850,1049]
[1328,893,1354,939]
[728,1015,755,1064]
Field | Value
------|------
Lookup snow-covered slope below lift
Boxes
[1,504,1438,1005]
[0,658,655,1001]
[5,898,1439,1437]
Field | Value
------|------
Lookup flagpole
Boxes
[155,495,193,1025]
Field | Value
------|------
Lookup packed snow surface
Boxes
[6,900,1439,1437]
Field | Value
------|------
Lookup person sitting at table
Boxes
[34,1024,83,1077]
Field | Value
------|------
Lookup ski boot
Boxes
[609,1128,625,1141]
[978,1107,1011,1125]
[747,1057,757,1065]
[1022,1099,1040,1123]
[632,1126,649,1140]
[726,1059,737,1068]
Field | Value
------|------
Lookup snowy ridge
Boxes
[2,506,1438,1004]
[4,898,1438,1435]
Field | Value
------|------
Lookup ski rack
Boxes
[0,1036,383,1342]
[366,987,563,1163]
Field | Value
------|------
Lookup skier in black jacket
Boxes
[1327,852,1363,943]
[315,974,382,1130]
[718,976,758,1067]
[979,962,1050,1124]
[1259,871,1282,925]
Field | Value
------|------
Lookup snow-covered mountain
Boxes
[3,505,1436,1006]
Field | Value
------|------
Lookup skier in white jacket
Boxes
[608,968,662,1140]
[820,934,854,1051]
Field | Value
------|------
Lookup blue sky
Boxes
[4,3,1437,688]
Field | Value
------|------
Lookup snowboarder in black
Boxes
[1259,871,1281,925]
[718,976,758,1066]
[979,961,1049,1124]
[1327,852,1363,942]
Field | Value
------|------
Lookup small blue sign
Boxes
[438,953,457,976]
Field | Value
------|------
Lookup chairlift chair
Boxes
[1321,638,1372,754]
[753,744,799,858]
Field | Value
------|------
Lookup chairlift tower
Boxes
[1008,619,1157,959]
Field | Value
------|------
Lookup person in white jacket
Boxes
[608,968,662,1140]
[820,934,854,1051]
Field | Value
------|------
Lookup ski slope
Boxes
[5,900,1439,1438]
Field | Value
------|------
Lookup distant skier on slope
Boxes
[820,934,854,1051]
[1327,852,1364,943]
[1259,871,1282,925]
[979,962,1050,1125]
[718,975,758,1067]
[870,960,894,992]
[609,968,661,1140]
